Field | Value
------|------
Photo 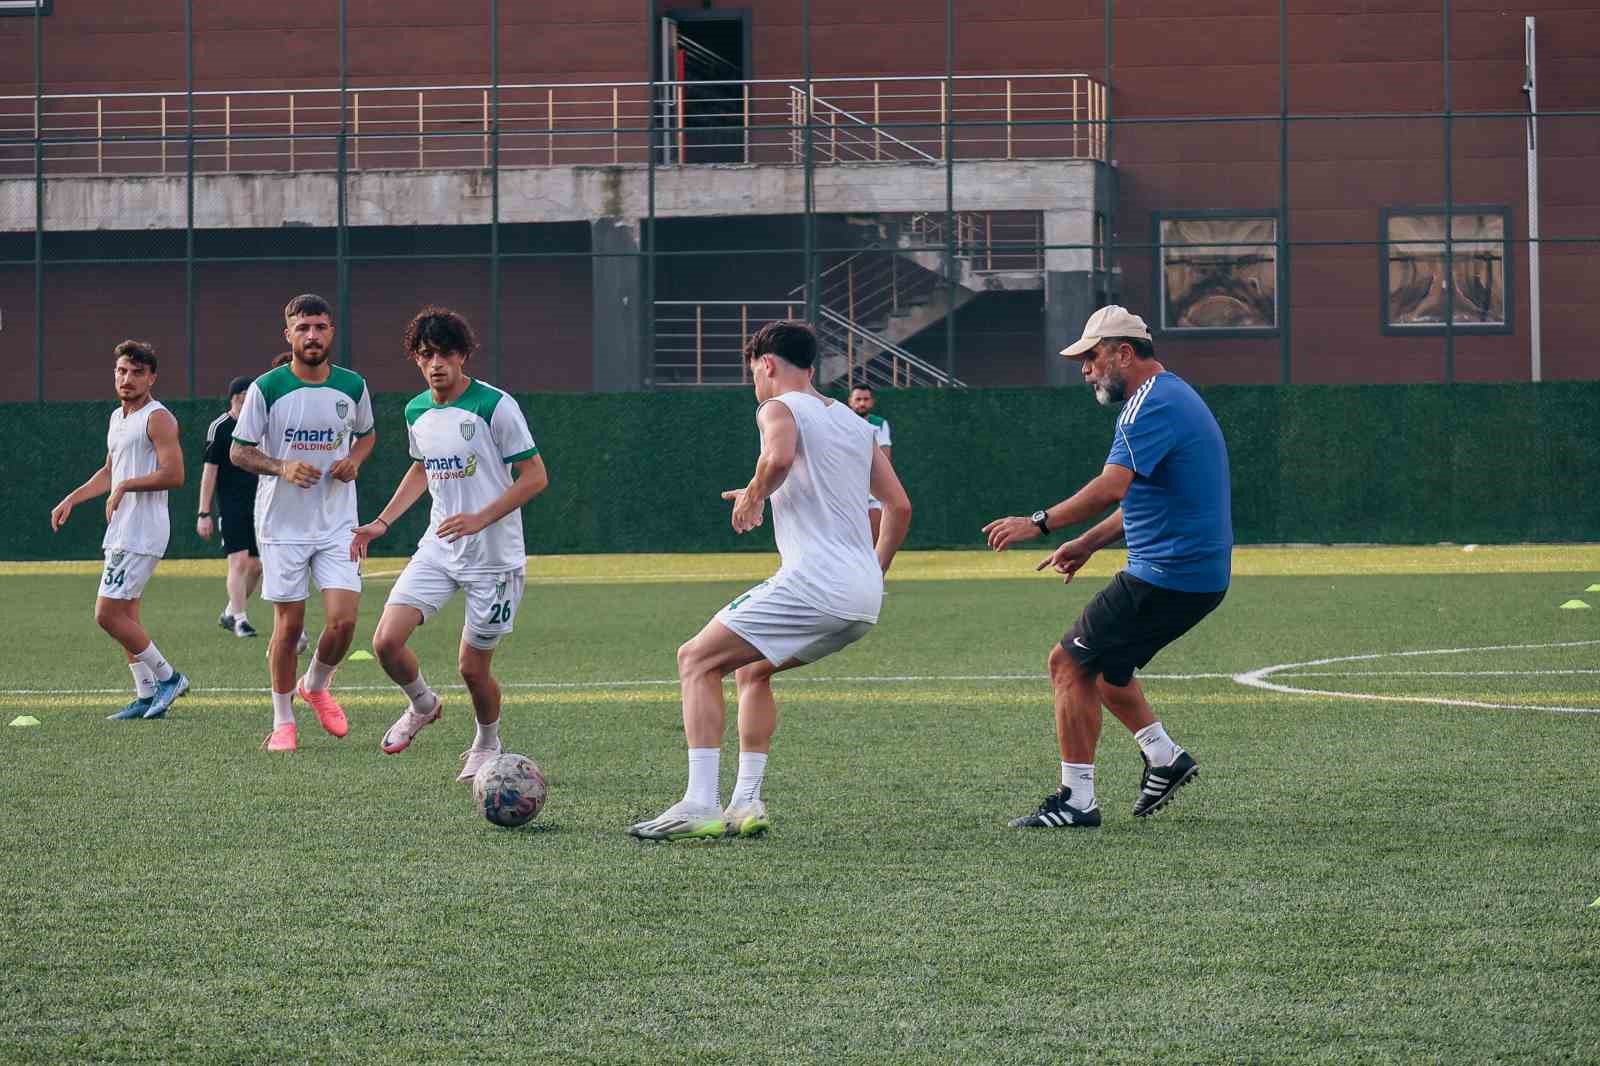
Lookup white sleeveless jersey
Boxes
[103,400,172,556]
[764,391,883,623]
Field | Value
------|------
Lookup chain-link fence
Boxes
[1,1,1596,401]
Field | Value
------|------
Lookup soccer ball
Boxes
[472,752,547,828]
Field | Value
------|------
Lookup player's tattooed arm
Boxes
[231,442,321,487]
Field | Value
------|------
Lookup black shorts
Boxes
[1062,571,1225,687]
[217,496,258,557]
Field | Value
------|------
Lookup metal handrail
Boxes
[0,71,1107,176]
[817,307,962,387]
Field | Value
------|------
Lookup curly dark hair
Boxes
[403,307,478,359]
[113,340,157,371]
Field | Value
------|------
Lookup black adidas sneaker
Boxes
[1132,751,1199,817]
[1008,785,1101,829]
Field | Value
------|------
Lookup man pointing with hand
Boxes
[983,305,1232,829]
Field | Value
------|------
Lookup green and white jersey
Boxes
[232,363,375,545]
[865,413,892,449]
[405,379,538,576]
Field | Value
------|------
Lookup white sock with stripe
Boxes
[134,642,175,682]
[129,662,156,699]
[684,748,720,810]
[731,752,767,807]
[1134,722,1181,768]
[1063,762,1095,810]
[401,672,437,714]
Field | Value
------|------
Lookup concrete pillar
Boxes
[590,218,646,392]
[1042,209,1096,387]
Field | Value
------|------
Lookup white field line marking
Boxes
[1279,669,1600,678]
[0,671,1233,698]
[1233,639,1600,716]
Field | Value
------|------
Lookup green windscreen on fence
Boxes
[8,381,1597,562]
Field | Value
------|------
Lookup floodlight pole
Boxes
[1523,16,1542,382]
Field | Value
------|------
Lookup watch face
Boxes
[1032,511,1047,523]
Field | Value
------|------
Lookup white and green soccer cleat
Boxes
[721,800,770,838]
[627,800,724,842]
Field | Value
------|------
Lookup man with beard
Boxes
[231,294,376,752]
[982,306,1232,829]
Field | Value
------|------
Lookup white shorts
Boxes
[387,557,526,651]
[715,578,874,667]
[260,539,362,603]
[98,549,160,601]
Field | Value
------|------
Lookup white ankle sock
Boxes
[129,662,156,699]
[1134,722,1182,768]
[134,642,174,682]
[227,597,246,616]
[684,748,720,809]
[474,718,500,750]
[304,655,337,692]
[272,691,295,728]
[1064,762,1096,809]
[730,752,768,807]
[401,672,436,713]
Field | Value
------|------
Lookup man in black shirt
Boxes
[198,376,262,637]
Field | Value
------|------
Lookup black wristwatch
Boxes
[1031,510,1050,535]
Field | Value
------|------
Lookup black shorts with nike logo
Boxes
[1062,571,1226,686]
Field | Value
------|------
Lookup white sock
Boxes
[401,672,436,714]
[730,752,768,807]
[129,662,156,699]
[227,596,245,616]
[1134,722,1182,768]
[134,642,175,682]
[272,690,295,728]
[474,718,500,750]
[1064,762,1096,809]
[684,747,720,810]
[304,655,337,692]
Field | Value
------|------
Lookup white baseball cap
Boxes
[1059,304,1151,358]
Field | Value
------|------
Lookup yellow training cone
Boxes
[1559,600,1592,610]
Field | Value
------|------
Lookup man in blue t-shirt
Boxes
[982,305,1232,829]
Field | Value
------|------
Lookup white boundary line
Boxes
[0,671,1233,698]
[1232,639,1600,716]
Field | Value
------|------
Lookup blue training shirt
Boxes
[1104,371,1233,593]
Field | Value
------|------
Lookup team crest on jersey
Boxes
[336,400,350,419]
[460,421,476,441]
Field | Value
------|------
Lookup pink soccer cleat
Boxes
[456,745,502,783]
[296,679,349,738]
[262,722,298,753]
[381,697,443,755]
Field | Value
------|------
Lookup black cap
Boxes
[227,375,253,397]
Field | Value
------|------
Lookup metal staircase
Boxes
[653,210,1046,389]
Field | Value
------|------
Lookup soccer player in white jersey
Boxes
[50,341,189,720]
[231,294,377,753]
[629,320,912,841]
[848,384,894,543]
[349,308,548,782]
